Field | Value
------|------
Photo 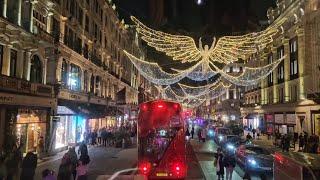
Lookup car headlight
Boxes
[226,144,235,150]
[218,135,223,141]
[208,130,214,136]
[248,158,257,166]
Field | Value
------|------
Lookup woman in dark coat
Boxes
[223,153,236,180]
[57,153,72,180]
[20,152,37,180]
[214,148,224,179]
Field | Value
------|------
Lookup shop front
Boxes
[311,111,320,136]
[285,113,296,134]
[54,106,87,151]
[15,109,48,154]
[87,118,107,131]
[265,114,274,134]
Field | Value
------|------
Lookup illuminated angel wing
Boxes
[209,19,285,64]
[131,16,201,63]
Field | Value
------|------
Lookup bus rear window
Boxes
[139,127,180,164]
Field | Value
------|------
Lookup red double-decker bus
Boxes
[138,100,186,179]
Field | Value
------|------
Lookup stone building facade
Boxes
[241,0,320,135]
[0,0,154,155]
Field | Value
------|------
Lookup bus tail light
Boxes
[172,162,184,176]
[141,104,148,111]
[139,161,151,175]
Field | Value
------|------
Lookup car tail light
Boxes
[139,161,151,175]
[173,104,179,109]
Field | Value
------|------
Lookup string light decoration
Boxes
[172,60,217,81]
[211,56,285,86]
[131,16,286,65]
[123,50,200,85]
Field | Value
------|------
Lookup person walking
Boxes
[185,128,190,140]
[37,136,45,160]
[97,129,102,145]
[214,148,224,180]
[197,129,202,142]
[68,147,78,180]
[298,133,304,151]
[101,128,108,147]
[303,132,309,152]
[78,141,88,157]
[252,128,256,139]
[0,156,7,180]
[293,132,299,151]
[76,160,88,180]
[201,128,207,142]
[223,152,236,180]
[191,127,195,139]
[42,169,56,180]
[20,152,37,180]
[57,153,72,180]
[7,145,22,180]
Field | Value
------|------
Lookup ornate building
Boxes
[0,0,154,155]
[241,0,320,135]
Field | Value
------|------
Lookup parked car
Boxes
[214,127,232,144]
[274,152,320,180]
[236,144,274,174]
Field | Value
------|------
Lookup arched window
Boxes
[30,55,42,83]
[61,59,68,86]
[69,64,81,91]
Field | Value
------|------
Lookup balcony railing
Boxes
[35,27,55,44]
[0,75,54,97]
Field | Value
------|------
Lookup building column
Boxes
[67,62,71,89]
[29,1,37,33]
[46,12,53,34]
[272,48,278,103]
[23,51,32,80]
[283,38,290,102]
[42,58,47,84]
[60,17,67,43]
[296,28,306,100]
[16,50,24,79]
[87,72,92,93]
[17,0,22,26]
[2,0,7,17]
[1,44,11,76]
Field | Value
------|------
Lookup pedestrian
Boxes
[293,132,298,150]
[130,130,136,144]
[68,147,78,180]
[223,152,236,180]
[191,127,195,139]
[7,145,23,180]
[0,157,7,180]
[97,129,102,145]
[298,133,304,151]
[38,136,45,160]
[256,128,260,140]
[101,128,108,147]
[246,133,252,143]
[197,129,202,142]
[20,152,37,180]
[78,141,88,157]
[304,132,309,152]
[252,128,256,139]
[57,153,72,180]
[76,160,88,180]
[284,134,290,152]
[214,148,224,180]
[185,128,190,140]
[313,134,319,154]
[201,128,207,142]
[42,169,56,180]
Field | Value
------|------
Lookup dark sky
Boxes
[115,0,276,86]
[115,0,276,37]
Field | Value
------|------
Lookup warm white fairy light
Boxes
[131,16,286,65]
[212,56,285,86]
[123,50,201,85]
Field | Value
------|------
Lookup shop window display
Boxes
[15,109,47,154]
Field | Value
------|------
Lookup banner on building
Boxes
[275,114,284,124]
[286,114,296,124]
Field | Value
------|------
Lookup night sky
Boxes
[115,0,277,86]
[115,0,276,37]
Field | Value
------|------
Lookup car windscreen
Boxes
[218,128,231,135]
[246,147,271,155]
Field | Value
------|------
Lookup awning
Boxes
[244,114,256,119]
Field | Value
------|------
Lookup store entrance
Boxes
[16,123,46,154]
